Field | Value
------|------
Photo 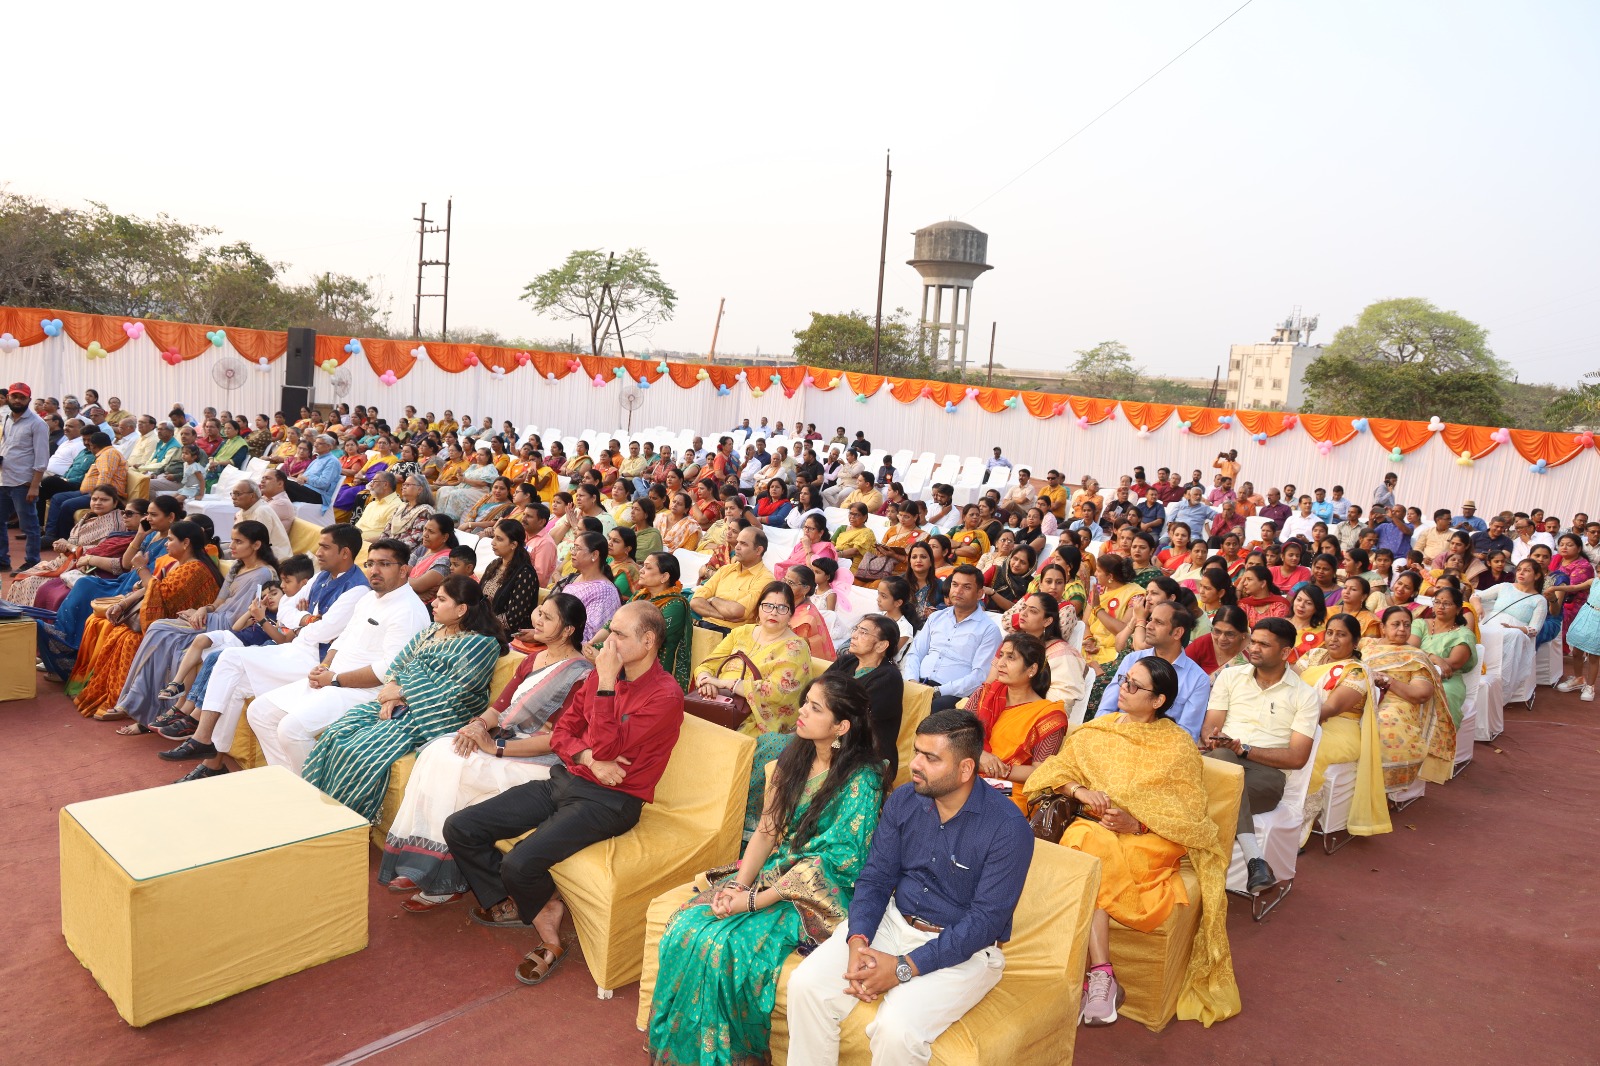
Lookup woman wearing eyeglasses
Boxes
[696,581,814,838]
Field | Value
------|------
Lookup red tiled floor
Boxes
[4,530,1597,1064]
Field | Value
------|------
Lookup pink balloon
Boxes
[1075,416,1090,429]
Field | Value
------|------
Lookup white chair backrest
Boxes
[1068,663,1094,727]
[1244,516,1267,544]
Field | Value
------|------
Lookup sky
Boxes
[9,1,1598,383]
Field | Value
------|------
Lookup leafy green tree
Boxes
[1546,372,1600,429]
[520,249,676,356]
[791,308,932,376]
[1301,298,1508,425]
[1067,340,1141,398]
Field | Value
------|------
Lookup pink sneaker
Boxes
[1080,967,1124,1026]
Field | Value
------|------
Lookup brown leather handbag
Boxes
[1027,791,1082,844]
[684,651,762,730]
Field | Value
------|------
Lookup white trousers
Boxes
[246,678,378,775]
[201,642,319,753]
[786,900,1005,1066]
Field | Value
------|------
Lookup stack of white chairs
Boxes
[1452,647,1483,776]
[1227,729,1321,920]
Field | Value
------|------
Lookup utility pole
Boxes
[412,199,453,339]
[873,150,892,374]
[708,298,726,362]
[985,322,997,385]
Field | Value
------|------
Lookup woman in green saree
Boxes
[647,673,886,1066]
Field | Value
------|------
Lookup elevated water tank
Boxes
[907,221,992,369]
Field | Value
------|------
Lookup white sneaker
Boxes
[1555,676,1582,692]
[1582,685,1595,703]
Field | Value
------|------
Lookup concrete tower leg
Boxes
[930,285,944,365]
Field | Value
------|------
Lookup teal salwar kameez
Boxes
[302,626,501,821]
[648,762,881,1066]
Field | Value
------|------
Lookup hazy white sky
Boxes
[10,1,1597,382]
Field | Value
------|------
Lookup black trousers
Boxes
[35,474,76,521]
[1204,747,1285,833]
[442,765,643,920]
[282,480,323,504]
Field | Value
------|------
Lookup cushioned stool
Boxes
[60,766,368,1025]
[0,617,37,700]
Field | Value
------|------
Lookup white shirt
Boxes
[1281,511,1319,542]
[115,430,144,460]
[46,435,85,477]
[295,579,372,652]
[1510,532,1555,565]
[237,499,293,561]
[327,585,430,681]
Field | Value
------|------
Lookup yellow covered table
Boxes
[0,618,36,701]
[59,765,369,1026]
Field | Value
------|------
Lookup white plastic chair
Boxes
[1311,759,1361,855]
[1067,664,1094,727]
[1452,647,1482,776]
[1227,728,1321,920]
[673,548,711,585]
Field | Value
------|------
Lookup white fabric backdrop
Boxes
[14,332,1589,520]
[9,333,284,427]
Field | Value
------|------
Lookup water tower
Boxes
[908,220,992,372]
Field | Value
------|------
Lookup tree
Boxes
[1301,298,1508,425]
[1546,372,1600,429]
[1068,340,1140,399]
[790,308,932,376]
[0,190,390,336]
[520,249,676,356]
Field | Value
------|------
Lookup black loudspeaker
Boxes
[281,327,317,416]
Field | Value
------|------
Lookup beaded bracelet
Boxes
[748,886,758,912]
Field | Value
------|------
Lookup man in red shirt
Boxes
[442,601,684,984]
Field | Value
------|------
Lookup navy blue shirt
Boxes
[847,780,1034,975]
[1134,500,1167,536]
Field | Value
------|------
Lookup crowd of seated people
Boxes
[6,382,1597,1059]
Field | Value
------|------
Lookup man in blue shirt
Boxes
[1135,485,1167,541]
[1094,603,1211,739]
[1453,499,1487,534]
[903,566,1004,712]
[1310,488,1335,524]
[298,433,344,513]
[1165,487,1216,548]
[787,710,1033,1063]
[1370,503,1413,560]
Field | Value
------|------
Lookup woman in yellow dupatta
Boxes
[962,634,1066,815]
[1361,606,1456,788]
[1025,654,1239,1029]
[1294,614,1392,844]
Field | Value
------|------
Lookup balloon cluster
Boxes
[122,321,145,340]
[412,345,429,360]
[1003,395,1020,410]
[342,337,362,356]
[1136,424,1152,439]
[717,384,731,397]
[1456,450,1474,467]
[695,368,710,382]
[1529,458,1548,474]
[1217,414,1234,428]
[85,341,108,360]
[1177,420,1192,434]
[0,333,19,353]
[40,318,64,337]
[1490,427,1511,444]
[1388,447,1405,463]
[657,361,669,374]
[1316,440,1333,457]
[379,369,399,386]
[320,358,340,373]
[207,330,227,349]
[515,351,532,367]
[592,374,606,387]
[854,392,868,404]
[1351,418,1369,433]
[1426,416,1445,433]
[255,357,271,372]
[1252,431,1268,446]
[161,348,184,366]
[944,401,957,414]
[462,351,480,367]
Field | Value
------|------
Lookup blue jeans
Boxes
[0,482,41,566]
[46,491,91,541]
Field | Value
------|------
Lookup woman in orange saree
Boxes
[962,633,1066,815]
[74,521,223,726]
[1025,654,1239,1028]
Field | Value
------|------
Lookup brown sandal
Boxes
[115,722,150,736]
[92,707,130,722]
[515,942,567,986]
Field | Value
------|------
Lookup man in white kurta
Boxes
[247,539,429,774]
[200,526,370,753]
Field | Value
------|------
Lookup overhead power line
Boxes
[963,0,1257,217]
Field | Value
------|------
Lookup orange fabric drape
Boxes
[0,307,49,347]
[0,307,283,363]
[1297,413,1356,446]
[1232,410,1291,437]
[666,362,707,389]
[1174,406,1225,435]
[843,372,886,397]
[888,378,925,404]
[1022,392,1069,419]
[1066,396,1118,424]
[1510,430,1586,468]
[143,319,214,361]
[971,388,1011,414]
[360,339,419,381]
[1439,423,1499,460]
[1367,417,1434,456]
[1119,401,1176,431]
[804,367,843,391]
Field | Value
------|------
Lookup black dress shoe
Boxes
[159,737,217,761]
[176,763,228,783]
[1246,857,1276,894]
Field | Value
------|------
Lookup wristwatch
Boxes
[895,956,913,983]
[495,738,506,759]
[1239,742,1251,760]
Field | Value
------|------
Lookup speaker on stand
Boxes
[281,327,317,419]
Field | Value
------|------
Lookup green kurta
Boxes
[302,627,501,821]
[648,762,881,1066]
[1410,619,1478,727]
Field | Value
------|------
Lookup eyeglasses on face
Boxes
[758,602,792,615]
[1118,674,1151,694]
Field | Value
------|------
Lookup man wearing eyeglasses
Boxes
[1093,603,1211,740]
[246,537,429,775]
[1038,470,1068,523]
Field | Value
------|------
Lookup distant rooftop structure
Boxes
[1226,309,1322,410]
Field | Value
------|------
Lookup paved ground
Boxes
[4,539,1596,1063]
